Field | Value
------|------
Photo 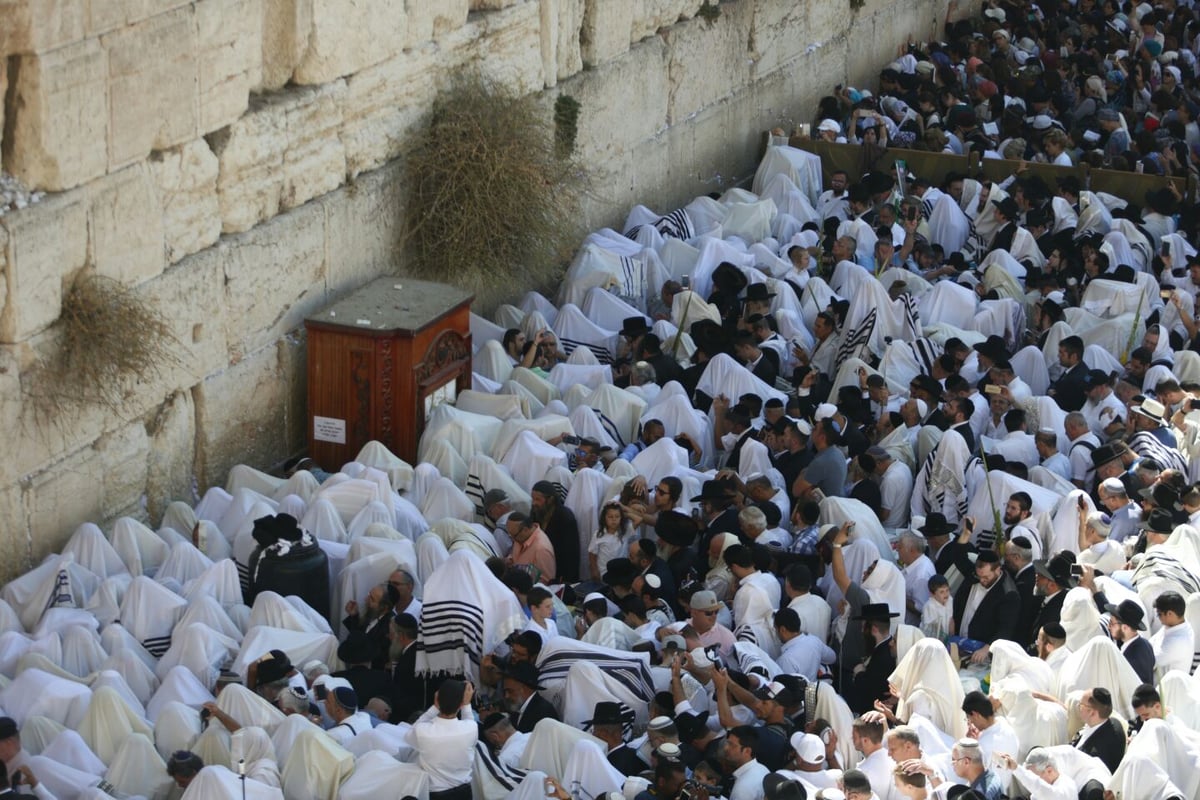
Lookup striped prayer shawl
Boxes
[591,407,626,448]
[617,256,646,302]
[474,740,527,791]
[917,444,969,523]
[538,643,656,704]
[1131,551,1200,596]
[465,473,488,518]
[557,337,614,364]
[416,599,485,678]
[1127,431,1189,475]
[734,623,758,646]
[898,292,921,341]
[834,308,877,370]
[910,338,941,377]
[653,209,693,241]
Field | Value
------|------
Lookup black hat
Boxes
[911,374,943,400]
[975,549,1001,565]
[337,630,377,665]
[753,680,799,706]
[1144,507,1175,535]
[482,712,509,731]
[251,513,303,548]
[655,511,698,548]
[602,557,638,588]
[863,171,895,195]
[918,513,957,537]
[691,479,736,503]
[973,335,1010,362]
[1139,482,1179,510]
[1105,599,1147,631]
[501,661,544,690]
[674,710,710,742]
[712,262,749,292]
[763,772,808,800]
[994,197,1020,219]
[255,649,294,684]
[1082,369,1112,389]
[852,602,900,622]
[745,283,777,302]
[947,251,970,272]
[0,718,16,741]
[1111,264,1137,284]
[620,316,651,338]
[583,701,629,728]
[1032,553,1076,588]
[1090,442,1123,469]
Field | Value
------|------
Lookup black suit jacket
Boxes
[846,638,897,715]
[544,505,581,583]
[608,744,648,776]
[342,609,395,670]
[1052,362,1089,412]
[949,422,975,456]
[514,692,560,733]
[934,540,977,580]
[750,349,780,387]
[1123,636,1156,685]
[953,572,1020,643]
[1029,590,1067,644]
[1012,565,1038,648]
[333,665,396,715]
[989,222,1017,255]
[389,643,425,722]
[1077,717,1126,773]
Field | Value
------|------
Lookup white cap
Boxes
[796,419,813,436]
[790,732,827,764]
[1031,114,1053,130]
[993,28,1011,41]
[644,573,662,590]
[1100,477,1128,494]
[689,647,713,669]
[984,7,1005,21]
[815,403,839,421]
[817,119,841,133]
[584,592,607,604]
[914,398,929,418]
[1044,291,1066,305]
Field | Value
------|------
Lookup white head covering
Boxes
[78,685,153,765]
[889,637,967,739]
[233,726,281,788]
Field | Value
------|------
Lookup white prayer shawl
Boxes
[435,519,500,561]
[99,622,157,674]
[314,477,390,528]
[565,407,620,451]
[273,470,321,505]
[182,558,242,609]
[819,497,895,566]
[561,739,626,800]
[1,554,101,632]
[498,431,568,493]
[226,464,288,502]
[918,281,977,330]
[153,701,202,761]
[1056,637,1141,716]
[1080,278,1156,321]
[90,672,148,727]
[581,286,645,333]
[1107,752,1184,800]
[217,488,280,543]
[118,575,188,658]
[520,290,559,328]
[155,621,240,688]
[0,602,21,639]
[339,751,430,800]
[59,624,107,679]
[42,729,105,776]
[495,304,526,331]
[415,550,524,682]
[247,591,327,635]
[519,310,552,347]
[1008,226,1045,269]
[76,686,151,766]
[1059,587,1106,654]
[567,343,603,367]
[551,302,619,363]
[564,468,616,578]
[584,384,649,449]
[145,665,213,725]
[281,726,356,800]
[62,524,128,579]
[547,363,613,398]
[1119,718,1200,798]
[195,488,234,530]
[299,498,349,546]
[160,501,199,542]
[0,632,32,679]
[722,199,777,242]
[474,339,516,386]
[106,732,172,800]
[990,675,1069,757]
[927,192,971,254]
[629,438,691,486]
[181,765,284,800]
[988,640,1056,694]
[457,389,528,424]
[157,542,214,587]
[345,500,395,542]
[888,637,968,739]
[752,146,823,206]
[419,476,475,523]
[695,353,787,412]
[520,719,607,784]
[807,679,860,769]
[912,429,970,525]
[18,718,63,756]
[1111,219,1152,271]
[761,173,819,228]
[490,417,574,463]
[465,454,532,521]
[644,385,713,467]
[965,472,1059,549]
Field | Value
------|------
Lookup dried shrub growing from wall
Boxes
[404,79,586,304]
[29,275,180,420]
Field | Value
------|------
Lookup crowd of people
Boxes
[9,1,1200,800]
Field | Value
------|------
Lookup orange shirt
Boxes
[511,527,557,582]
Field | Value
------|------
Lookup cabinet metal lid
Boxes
[305,277,474,335]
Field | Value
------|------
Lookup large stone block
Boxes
[258,0,311,89]
[137,245,229,386]
[3,39,109,192]
[193,344,288,491]
[88,163,166,286]
[221,201,327,358]
[439,1,544,95]
[0,190,88,343]
[571,38,669,164]
[322,159,405,298]
[214,82,347,233]
[86,0,193,36]
[407,0,468,45]
[631,0,704,40]
[581,0,633,67]
[0,482,31,580]
[145,389,197,523]
[0,0,87,55]
[96,421,151,521]
[149,139,221,264]
[552,0,585,83]
[195,0,264,133]
[340,47,436,178]
[103,7,199,169]
[748,0,810,79]
[26,443,105,564]
[664,0,753,123]
[471,0,519,9]
[293,0,407,85]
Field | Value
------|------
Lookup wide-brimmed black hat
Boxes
[655,511,698,548]
[620,316,651,338]
[337,631,377,665]
[501,661,544,690]
[745,283,777,302]
[255,649,294,684]
[910,374,943,399]
[1139,482,1179,510]
[712,261,749,292]
[602,557,638,588]
[674,710,710,742]
[852,602,900,622]
[1144,507,1176,535]
[583,701,629,728]
[1032,553,1076,588]
[251,513,303,548]
[1090,442,1123,469]
[1106,599,1147,631]
[973,335,1010,362]
[994,197,1020,219]
[691,479,736,503]
[918,513,957,537]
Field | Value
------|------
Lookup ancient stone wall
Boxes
[0,0,956,573]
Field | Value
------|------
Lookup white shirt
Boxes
[959,582,990,637]
[326,710,373,745]
[789,593,832,641]
[1013,764,1078,800]
[858,748,901,800]
[879,460,915,529]
[987,431,1040,468]
[1077,539,1125,574]
[776,632,836,680]
[498,731,530,770]
[1151,622,1194,681]
[903,555,937,625]
[977,717,1021,774]
[1068,432,1100,484]
[1083,393,1125,437]
[730,758,770,800]
[405,705,479,791]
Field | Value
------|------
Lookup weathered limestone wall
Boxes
[0,0,954,573]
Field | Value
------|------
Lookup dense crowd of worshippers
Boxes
[13,3,1200,800]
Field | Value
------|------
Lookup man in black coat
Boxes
[1050,335,1089,412]
[1105,599,1156,684]
[342,583,395,670]
[332,630,395,716]
[585,702,645,776]
[1004,535,1039,649]
[530,480,580,583]
[953,549,1020,660]
[1029,553,1074,641]
[734,331,780,387]
[845,603,899,714]
[502,662,559,733]
[387,613,427,722]
[1073,688,1126,773]
[921,514,977,580]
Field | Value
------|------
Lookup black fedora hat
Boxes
[910,373,944,399]
[1032,553,1076,588]
[1105,599,1147,631]
[602,557,638,588]
[918,513,957,537]
[1144,507,1176,535]
[973,335,1010,362]
[1090,442,1123,469]
[583,701,630,728]
[674,710,710,742]
[691,479,736,503]
[655,511,698,548]
[745,283,777,302]
[620,316,651,338]
[852,602,900,622]
[501,661,544,690]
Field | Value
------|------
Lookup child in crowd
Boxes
[921,574,954,641]
[588,502,632,581]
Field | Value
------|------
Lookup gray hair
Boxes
[1064,411,1087,430]
[1086,512,1111,538]
[1007,539,1033,564]
[897,531,926,553]
[303,661,330,682]
[738,506,767,534]
[954,739,983,764]
[277,685,309,714]
[631,361,657,385]
[887,725,921,748]
[1024,749,1057,774]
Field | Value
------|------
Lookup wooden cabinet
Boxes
[304,278,474,468]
